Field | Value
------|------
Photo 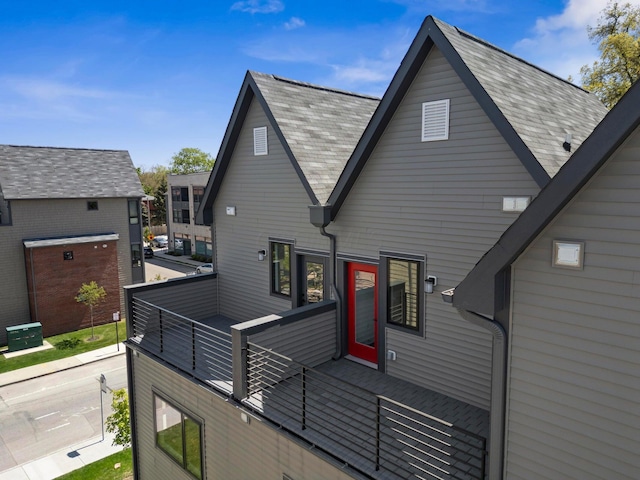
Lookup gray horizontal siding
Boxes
[248,308,337,368]
[506,128,640,479]
[330,47,539,408]
[214,98,329,322]
[133,276,218,322]
[131,351,357,480]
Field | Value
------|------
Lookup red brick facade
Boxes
[24,239,121,338]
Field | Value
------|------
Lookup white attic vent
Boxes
[421,99,450,142]
[253,126,268,156]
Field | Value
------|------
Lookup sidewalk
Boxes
[149,248,204,269]
[0,344,127,479]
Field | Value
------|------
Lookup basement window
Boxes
[254,126,268,156]
[421,99,450,142]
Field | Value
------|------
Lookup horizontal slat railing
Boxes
[245,342,486,480]
[130,297,233,393]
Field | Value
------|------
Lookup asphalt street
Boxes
[0,355,127,473]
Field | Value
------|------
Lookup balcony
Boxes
[125,274,489,480]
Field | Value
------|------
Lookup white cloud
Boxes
[513,0,640,80]
[284,17,305,30]
[2,77,115,102]
[230,0,284,14]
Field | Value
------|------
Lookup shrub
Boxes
[55,338,82,350]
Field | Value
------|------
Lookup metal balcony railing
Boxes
[245,342,487,480]
[130,297,233,391]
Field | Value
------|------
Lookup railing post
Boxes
[192,322,196,370]
[375,396,381,471]
[159,309,164,353]
[231,325,248,399]
[302,367,307,430]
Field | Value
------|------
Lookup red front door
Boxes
[347,262,378,364]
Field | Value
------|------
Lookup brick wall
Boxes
[24,240,121,337]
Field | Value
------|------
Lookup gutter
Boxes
[319,226,343,360]
[451,300,507,480]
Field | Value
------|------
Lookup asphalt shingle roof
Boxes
[251,72,380,204]
[0,145,144,199]
[435,18,608,178]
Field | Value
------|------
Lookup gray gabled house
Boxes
[124,16,607,480]
[0,146,145,345]
[452,80,640,479]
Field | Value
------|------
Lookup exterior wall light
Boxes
[258,249,266,261]
[425,275,437,294]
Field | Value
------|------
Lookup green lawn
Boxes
[54,448,133,480]
[0,320,126,373]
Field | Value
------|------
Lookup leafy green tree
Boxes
[170,148,215,174]
[75,281,107,340]
[580,1,640,108]
[105,388,131,448]
[137,165,169,226]
[153,175,168,225]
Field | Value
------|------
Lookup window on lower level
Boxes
[270,241,291,297]
[154,394,203,479]
[129,200,139,224]
[387,258,421,332]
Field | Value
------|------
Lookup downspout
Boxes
[320,226,342,360]
[456,308,506,480]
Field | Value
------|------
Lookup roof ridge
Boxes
[265,73,381,101]
[0,144,128,153]
[453,26,589,94]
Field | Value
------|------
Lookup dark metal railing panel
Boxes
[245,342,487,480]
[129,297,233,393]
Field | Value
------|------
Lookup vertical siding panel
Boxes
[507,129,640,479]
[331,47,539,408]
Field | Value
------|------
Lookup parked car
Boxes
[143,246,154,258]
[152,235,168,248]
[195,263,213,274]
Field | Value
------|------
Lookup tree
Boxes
[105,388,131,448]
[75,281,107,340]
[580,1,640,108]
[170,147,215,174]
[137,165,169,226]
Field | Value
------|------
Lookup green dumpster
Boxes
[6,322,43,352]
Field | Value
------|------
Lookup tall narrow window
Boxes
[387,258,420,331]
[128,200,139,225]
[270,241,291,297]
[254,126,268,156]
[154,394,203,479]
[421,99,450,142]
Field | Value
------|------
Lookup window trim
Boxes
[380,252,425,337]
[269,239,293,298]
[153,392,204,480]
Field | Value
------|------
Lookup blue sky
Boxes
[1,0,636,170]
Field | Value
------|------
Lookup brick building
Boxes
[0,145,145,344]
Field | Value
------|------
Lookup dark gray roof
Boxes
[0,145,143,199]
[453,80,640,319]
[435,18,608,178]
[327,16,608,218]
[251,72,380,204]
[197,71,379,224]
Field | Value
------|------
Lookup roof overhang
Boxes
[23,233,119,249]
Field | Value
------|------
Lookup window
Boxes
[254,126,268,155]
[131,244,141,267]
[154,394,203,479]
[270,241,291,297]
[173,209,181,223]
[171,187,182,202]
[387,258,421,331]
[193,186,204,211]
[421,99,450,142]
[182,209,190,224]
[171,187,189,202]
[87,201,98,211]
[129,200,139,225]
